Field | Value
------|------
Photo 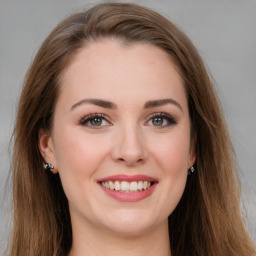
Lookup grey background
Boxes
[1,0,255,252]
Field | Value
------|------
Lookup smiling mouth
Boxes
[100,180,155,193]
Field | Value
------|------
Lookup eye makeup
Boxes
[79,113,111,128]
[78,111,177,130]
[145,112,177,128]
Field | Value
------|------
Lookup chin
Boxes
[98,208,165,236]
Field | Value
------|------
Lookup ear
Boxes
[188,135,196,168]
[38,129,58,174]
[189,148,196,168]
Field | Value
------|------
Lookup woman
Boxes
[8,2,255,256]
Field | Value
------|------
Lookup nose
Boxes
[111,124,147,166]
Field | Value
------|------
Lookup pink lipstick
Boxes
[97,175,158,202]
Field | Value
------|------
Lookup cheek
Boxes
[147,130,190,213]
[53,127,109,179]
[150,132,191,176]
[52,128,111,209]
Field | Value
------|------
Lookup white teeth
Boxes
[143,181,150,190]
[101,180,152,192]
[109,181,115,190]
[121,181,129,191]
[105,181,110,189]
[114,181,120,191]
[129,181,137,191]
[138,181,143,191]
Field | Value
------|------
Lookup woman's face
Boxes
[40,39,195,235]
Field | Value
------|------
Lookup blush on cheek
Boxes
[56,134,107,176]
[154,142,190,175]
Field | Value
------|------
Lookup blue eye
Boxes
[80,114,110,128]
[146,113,177,127]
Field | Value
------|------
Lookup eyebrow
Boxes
[144,98,183,112]
[70,98,117,110]
[70,98,183,112]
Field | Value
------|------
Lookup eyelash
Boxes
[79,113,111,128]
[79,112,177,128]
[145,112,177,128]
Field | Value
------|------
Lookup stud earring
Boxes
[188,166,195,175]
[44,162,54,170]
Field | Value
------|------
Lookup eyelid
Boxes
[78,112,177,128]
[145,112,177,127]
[79,113,112,127]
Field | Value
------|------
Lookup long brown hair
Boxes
[8,2,255,256]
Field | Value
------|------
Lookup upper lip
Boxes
[97,174,158,182]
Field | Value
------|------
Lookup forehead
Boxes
[58,39,187,109]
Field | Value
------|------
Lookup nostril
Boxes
[117,156,143,162]
[116,156,144,166]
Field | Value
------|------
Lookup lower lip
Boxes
[99,183,157,202]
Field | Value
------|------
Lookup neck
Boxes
[68,219,171,256]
